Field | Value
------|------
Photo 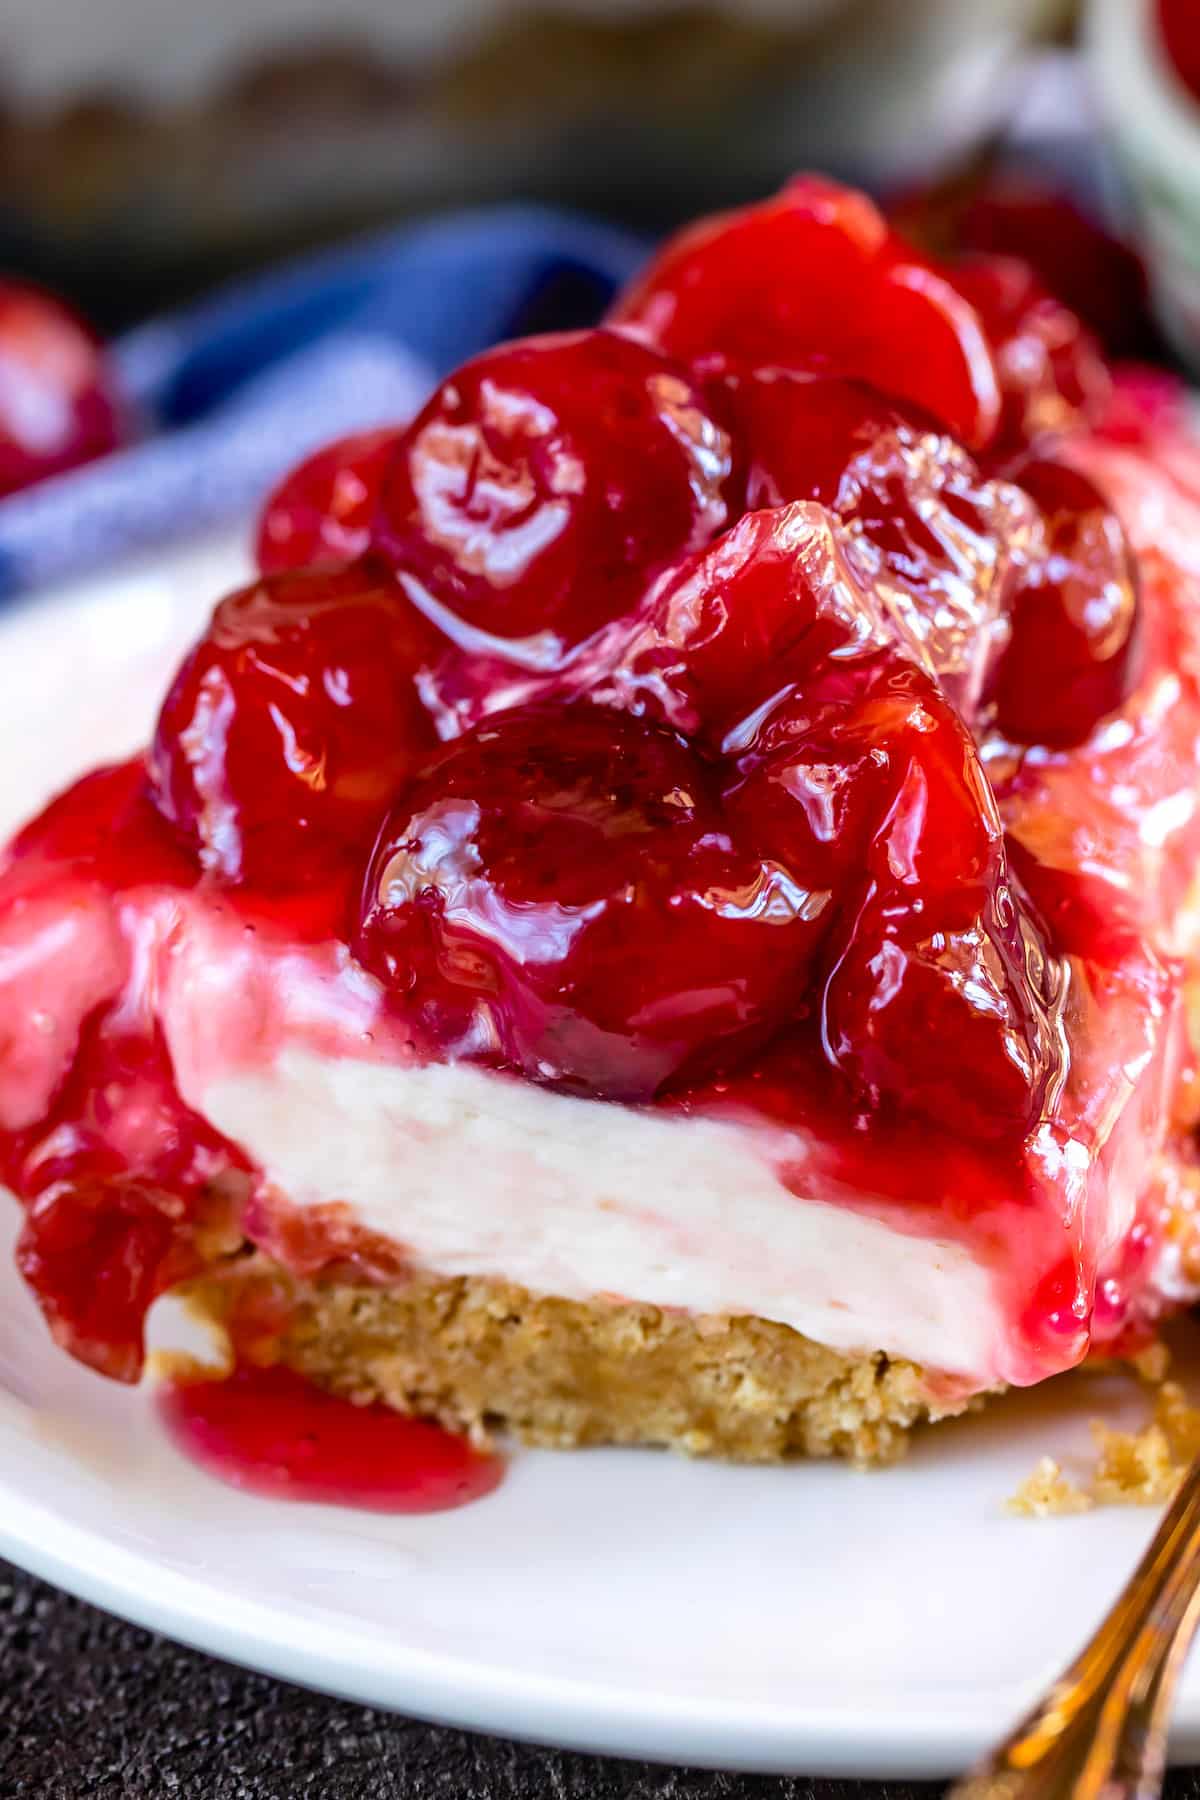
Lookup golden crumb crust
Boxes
[180,1260,984,1467]
[1007,1378,1200,1514]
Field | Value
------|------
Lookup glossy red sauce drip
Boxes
[11,757,196,887]
[159,1363,503,1512]
[10,756,354,943]
[1159,0,1200,105]
[0,760,353,1377]
[8,1018,243,1384]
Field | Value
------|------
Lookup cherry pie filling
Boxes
[3,178,1200,1402]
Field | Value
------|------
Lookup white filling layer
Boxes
[195,1048,1008,1383]
[0,870,1010,1388]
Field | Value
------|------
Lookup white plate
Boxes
[1,539,1199,1779]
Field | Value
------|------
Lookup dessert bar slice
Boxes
[3,177,1199,1465]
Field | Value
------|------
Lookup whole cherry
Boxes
[149,562,446,887]
[372,327,731,656]
[257,427,403,572]
[715,368,1032,715]
[356,704,825,1101]
[989,458,1141,748]
[0,279,121,498]
[595,505,1064,1139]
[610,175,1002,449]
[948,255,1110,461]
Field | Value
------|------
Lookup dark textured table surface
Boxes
[3,1558,1199,1800]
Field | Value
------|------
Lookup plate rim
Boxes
[4,1434,1200,1780]
[0,1458,1032,1778]
[4,537,1200,1781]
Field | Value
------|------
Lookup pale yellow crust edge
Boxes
[179,1259,987,1466]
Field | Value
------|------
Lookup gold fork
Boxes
[950,1458,1200,1800]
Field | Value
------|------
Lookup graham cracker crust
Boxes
[180,1260,981,1466]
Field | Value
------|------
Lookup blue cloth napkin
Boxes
[0,206,644,600]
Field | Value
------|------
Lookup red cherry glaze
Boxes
[360,501,1061,1137]
[160,1363,502,1512]
[596,504,902,738]
[1097,366,1191,449]
[240,1195,415,1284]
[256,428,403,573]
[730,656,1062,1140]
[5,1009,244,1382]
[989,458,1142,749]
[0,769,248,1386]
[9,757,195,890]
[590,506,1063,1138]
[0,756,393,1379]
[948,255,1110,460]
[1004,837,1143,970]
[810,679,1061,1141]
[372,327,730,652]
[610,175,1001,448]
[149,562,445,887]
[0,280,121,497]
[686,1027,1032,1215]
[358,704,824,1101]
[951,184,1153,360]
[19,1178,199,1384]
[0,755,434,1380]
[716,369,1031,714]
[5,173,1196,1404]
[9,757,351,946]
[722,370,907,513]
[1020,1255,1091,1367]
[1159,0,1200,105]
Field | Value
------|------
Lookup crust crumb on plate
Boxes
[1008,1378,1200,1515]
[1007,1457,1093,1518]
[1127,1340,1172,1385]
[1089,1420,1182,1507]
[179,1260,986,1467]
[1152,1378,1200,1461]
[1089,1380,1200,1506]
